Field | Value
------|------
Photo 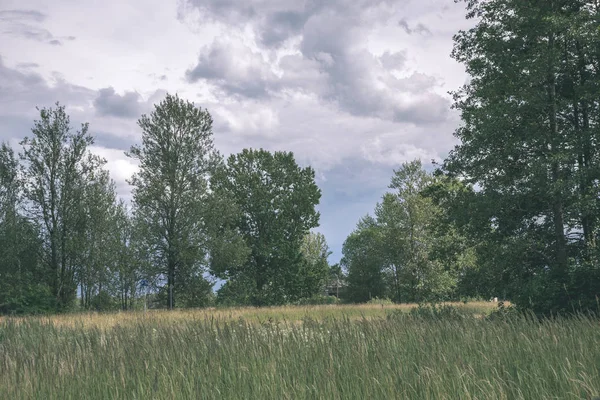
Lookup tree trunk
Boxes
[548,31,569,275]
[168,258,175,310]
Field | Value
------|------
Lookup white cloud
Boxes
[0,0,474,260]
[89,146,138,199]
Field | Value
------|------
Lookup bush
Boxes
[296,295,340,306]
[90,291,117,312]
[367,297,394,305]
[486,301,522,321]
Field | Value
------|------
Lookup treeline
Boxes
[0,95,333,313]
[2,0,600,315]
[343,0,600,315]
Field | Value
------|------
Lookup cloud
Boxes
[362,138,440,166]
[0,56,93,117]
[211,102,280,137]
[259,10,308,46]
[0,8,74,45]
[399,18,432,35]
[181,0,449,125]
[379,50,407,70]
[89,145,139,197]
[1,0,472,261]
[0,9,46,22]
[94,87,143,119]
[0,58,146,199]
[16,62,40,69]
[185,39,278,99]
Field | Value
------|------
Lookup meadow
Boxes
[0,302,599,399]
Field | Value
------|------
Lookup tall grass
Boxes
[0,305,598,399]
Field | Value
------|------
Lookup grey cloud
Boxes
[181,0,391,48]
[393,93,450,124]
[185,40,277,99]
[5,23,53,41]
[0,8,73,45]
[379,50,407,70]
[0,59,143,199]
[300,11,362,58]
[94,87,143,119]
[0,56,93,116]
[182,0,450,125]
[399,18,432,35]
[187,0,257,20]
[260,10,307,46]
[278,54,328,93]
[16,62,39,69]
[0,9,46,22]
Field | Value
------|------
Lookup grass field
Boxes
[0,302,599,399]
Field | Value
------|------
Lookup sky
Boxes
[0,0,473,263]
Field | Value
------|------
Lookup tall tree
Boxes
[210,149,321,305]
[0,143,50,314]
[78,168,118,309]
[342,215,387,303]
[127,93,218,309]
[376,160,451,302]
[112,202,141,311]
[20,104,101,310]
[343,161,468,303]
[447,0,600,313]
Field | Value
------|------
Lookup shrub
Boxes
[367,297,394,305]
[296,295,340,306]
[486,301,522,321]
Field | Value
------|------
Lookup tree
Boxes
[20,104,102,310]
[127,93,218,309]
[298,232,331,298]
[342,216,387,303]
[447,0,600,313]
[78,168,119,310]
[326,263,346,298]
[112,202,141,311]
[210,149,321,305]
[0,143,52,314]
[422,174,483,299]
[343,161,466,303]
[376,161,447,302]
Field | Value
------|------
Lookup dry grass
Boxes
[1,301,502,330]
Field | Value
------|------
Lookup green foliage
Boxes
[210,148,321,305]
[295,295,340,306]
[0,143,54,314]
[90,291,116,312]
[215,276,256,306]
[486,301,522,322]
[175,274,215,308]
[366,297,393,306]
[343,161,466,304]
[127,93,219,309]
[297,232,331,298]
[342,216,387,303]
[444,0,600,314]
[20,104,103,310]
